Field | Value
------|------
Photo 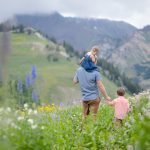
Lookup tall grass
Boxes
[0,91,149,150]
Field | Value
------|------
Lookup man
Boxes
[73,54,110,121]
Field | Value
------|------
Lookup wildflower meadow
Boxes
[0,30,149,150]
[0,91,150,150]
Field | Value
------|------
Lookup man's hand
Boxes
[73,76,78,84]
[106,96,111,101]
[73,80,78,84]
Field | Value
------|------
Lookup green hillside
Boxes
[1,31,118,105]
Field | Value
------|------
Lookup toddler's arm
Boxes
[90,55,97,64]
[79,57,85,64]
[106,99,116,106]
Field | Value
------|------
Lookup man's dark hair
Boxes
[117,87,125,96]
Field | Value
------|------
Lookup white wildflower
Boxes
[125,122,131,128]
[127,145,133,150]
[109,135,114,141]
[145,110,150,117]
[6,107,11,112]
[17,127,21,130]
[138,113,144,120]
[28,109,32,115]
[10,122,16,127]
[129,116,135,124]
[27,119,34,124]
[33,110,37,114]
[147,102,150,109]
[142,107,147,114]
[129,97,135,101]
[135,95,140,101]
[10,122,18,129]
[17,116,24,121]
[24,103,28,109]
[31,124,37,129]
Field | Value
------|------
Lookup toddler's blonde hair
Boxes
[91,46,99,53]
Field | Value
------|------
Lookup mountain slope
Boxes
[16,12,137,51]
[109,26,150,89]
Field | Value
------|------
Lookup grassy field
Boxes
[0,32,149,150]
[1,32,119,105]
[0,92,149,150]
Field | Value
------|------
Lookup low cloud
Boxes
[0,0,150,28]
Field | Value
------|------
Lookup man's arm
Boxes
[73,74,79,84]
[97,80,110,100]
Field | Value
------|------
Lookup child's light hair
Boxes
[91,46,99,52]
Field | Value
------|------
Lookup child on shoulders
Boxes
[80,46,99,72]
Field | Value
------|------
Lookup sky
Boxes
[0,0,150,28]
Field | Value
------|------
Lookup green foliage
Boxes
[0,94,149,150]
[97,58,142,94]
[63,41,79,57]
[12,25,25,33]
[50,37,57,44]
[0,23,4,32]
[47,53,59,62]
[121,73,141,94]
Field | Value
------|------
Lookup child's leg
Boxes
[115,118,122,127]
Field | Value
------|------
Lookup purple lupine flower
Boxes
[31,65,37,79]
[59,102,64,107]
[25,74,32,88]
[32,89,39,103]
[17,80,23,93]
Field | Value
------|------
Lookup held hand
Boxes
[106,100,110,104]
[106,96,111,101]
[106,97,112,105]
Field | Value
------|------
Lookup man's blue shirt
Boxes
[74,67,101,101]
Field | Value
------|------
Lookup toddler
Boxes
[107,87,129,126]
[80,46,99,72]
